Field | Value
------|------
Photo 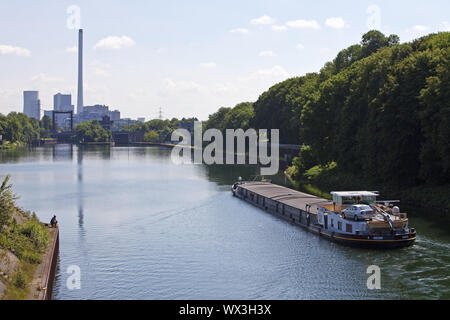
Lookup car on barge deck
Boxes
[232,181,416,249]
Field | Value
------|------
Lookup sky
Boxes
[0,0,449,120]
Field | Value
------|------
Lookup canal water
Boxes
[0,145,449,300]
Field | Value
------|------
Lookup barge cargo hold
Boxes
[232,182,416,248]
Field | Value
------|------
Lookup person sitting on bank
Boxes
[50,215,58,228]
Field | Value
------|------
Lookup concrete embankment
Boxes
[26,226,60,300]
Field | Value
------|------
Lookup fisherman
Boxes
[50,215,58,228]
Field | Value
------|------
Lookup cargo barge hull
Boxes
[232,182,416,249]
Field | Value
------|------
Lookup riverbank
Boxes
[80,141,115,146]
[26,226,59,300]
[0,212,54,300]
[0,176,56,300]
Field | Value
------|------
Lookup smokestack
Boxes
[77,29,84,114]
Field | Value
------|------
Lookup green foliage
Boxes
[0,112,44,145]
[0,175,17,228]
[304,162,338,182]
[252,75,319,144]
[291,145,316,178]
[0,176,48,265]
[14,270,26,289]
[19,218,49,251]
[298,31,450,188]
[39,115,53,138]
[143,131,159,143]
[74,120,112,143]
[204,107,232,132]
[361,30,399,56]
[205,102,254,132]
[0,221,47,264]
[201,31,449,197]
[125,118,196,142]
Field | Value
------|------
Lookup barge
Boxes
[232,181,416,248]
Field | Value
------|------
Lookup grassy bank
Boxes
[0,175,50,300]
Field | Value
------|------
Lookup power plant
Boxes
[22,28,144,132]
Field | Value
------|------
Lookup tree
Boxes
[333,45,363,73]
[204,107,232,132]
[40,115,53,138]
[222,102,254,130]
[361,30,400,57]
[298,31,450,187]
[0,175,17,228]
[252,74,319,144]
[0,112,45,145]
[144,131,159,143]
[74,120,111,143]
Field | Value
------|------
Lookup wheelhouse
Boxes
[331,191,379,212]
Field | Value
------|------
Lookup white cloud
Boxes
[296,44,305,51]
[325,17,347,29]
[161,78,205,94]
[94,36,136,50]
[0,45,31,57]
[66,46,77,53]
[212,83,238,95]
[259,50,276,57]
[251,15,275,25]
[230,28,249,35]
[163,78,177,89]
[286,19,321,30]
[89,60,111,77]
[405,25,431,39]
[441,21,450,31]
[411,25,430,32]
[243,65,290,82]
[200,62,217,69]
[92,68,109,77]
[156,47,167,54]
[272,25,287,31]
[30,73,62,83]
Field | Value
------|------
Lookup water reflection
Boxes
[52,144,73,161]
[77,147,84,230]
[204,164,260,186]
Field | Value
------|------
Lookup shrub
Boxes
[0,175,17,228]
[14,270,26,289]
[19,218,49,251]
[144,131,159,143]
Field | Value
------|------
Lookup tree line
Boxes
[123,117,198,142]
[204,30,449,191]
[0,113,52,146]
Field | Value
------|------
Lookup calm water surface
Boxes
[0,145,449,300]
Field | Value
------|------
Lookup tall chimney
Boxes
[77,29,84,114]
